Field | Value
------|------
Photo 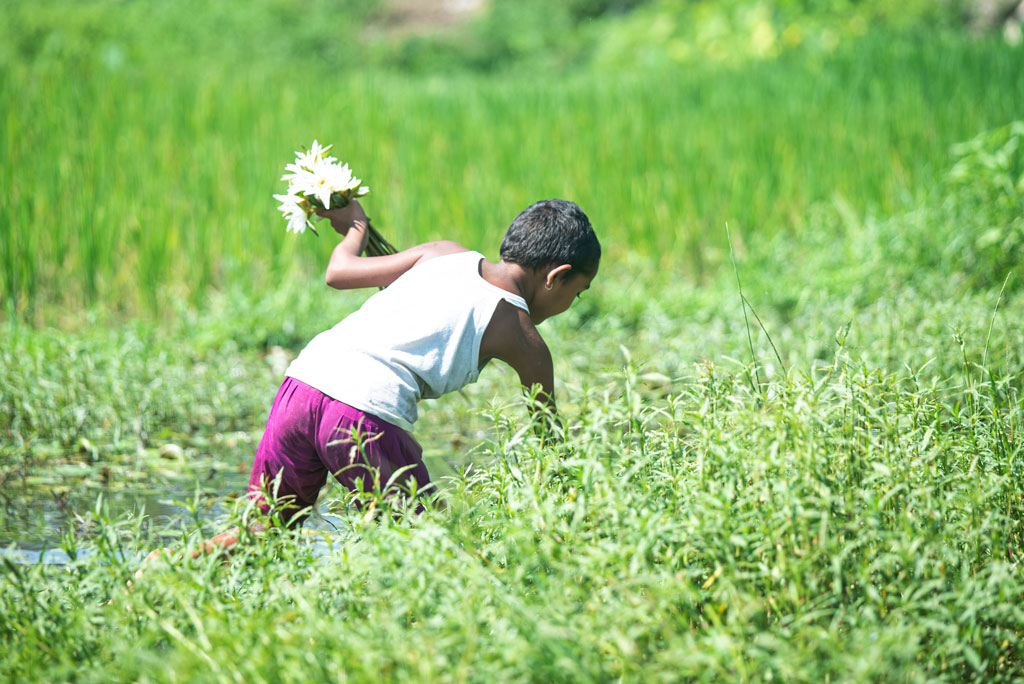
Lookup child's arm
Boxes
[317,201,466,290]
[135,527,251,577]
[481,301,562,434]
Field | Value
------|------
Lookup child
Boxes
[249,197,599,524]
[140,198,598,567]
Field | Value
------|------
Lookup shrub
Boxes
[946,121,1024,289]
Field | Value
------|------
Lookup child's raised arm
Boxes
[317,201,466,290]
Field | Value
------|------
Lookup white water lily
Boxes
[274,140,385,249]
[309,160,361,209]
[306,139,335,165]
[288,139,336,173]
[279,152,363,207]
[273,192,310,234]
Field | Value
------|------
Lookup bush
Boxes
[946,121,1024,289]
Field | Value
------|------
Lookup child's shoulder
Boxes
[479,299,549,370]
[410,241,471,267]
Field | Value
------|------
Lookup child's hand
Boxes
[315,199,367,236]
[135,547,173,578]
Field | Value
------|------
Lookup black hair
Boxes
[499,199,601,277]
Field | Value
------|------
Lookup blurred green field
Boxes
[2,9,1023,316]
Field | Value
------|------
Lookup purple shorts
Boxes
[248,377,429,523]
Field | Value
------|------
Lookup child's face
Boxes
[531,269,595,325]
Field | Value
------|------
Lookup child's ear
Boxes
[544,264,573,289]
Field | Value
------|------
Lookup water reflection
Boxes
[1,475,249,553]
[1,449,465,562]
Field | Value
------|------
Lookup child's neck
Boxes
[480,259,536,305]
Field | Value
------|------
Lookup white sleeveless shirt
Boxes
[285,250,530,432]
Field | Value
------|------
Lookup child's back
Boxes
[286,249,530,431]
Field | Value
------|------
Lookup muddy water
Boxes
[1,430,259,559]
[1,439,464,562]
[1,474,249,552]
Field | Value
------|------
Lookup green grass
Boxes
[2,26,1023,317]
[2,296,1023,680]
[4,2,1024,680]
[3,182,1024,677]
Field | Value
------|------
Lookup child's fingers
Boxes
[134,547,173,578]
[193,528,242,557]
[143,547,173,562]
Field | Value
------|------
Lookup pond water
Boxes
[1,474,249,556]
[3,516,354,565]
[1,442,465,564]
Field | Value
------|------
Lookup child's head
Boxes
[499,199,601,279]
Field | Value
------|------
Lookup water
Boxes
[2,511,352,565]
[0,444,466,564]
[0,467,250,561]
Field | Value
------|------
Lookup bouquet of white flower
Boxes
[273,140,396,256]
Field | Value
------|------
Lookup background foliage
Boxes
[2,0,1022,317]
